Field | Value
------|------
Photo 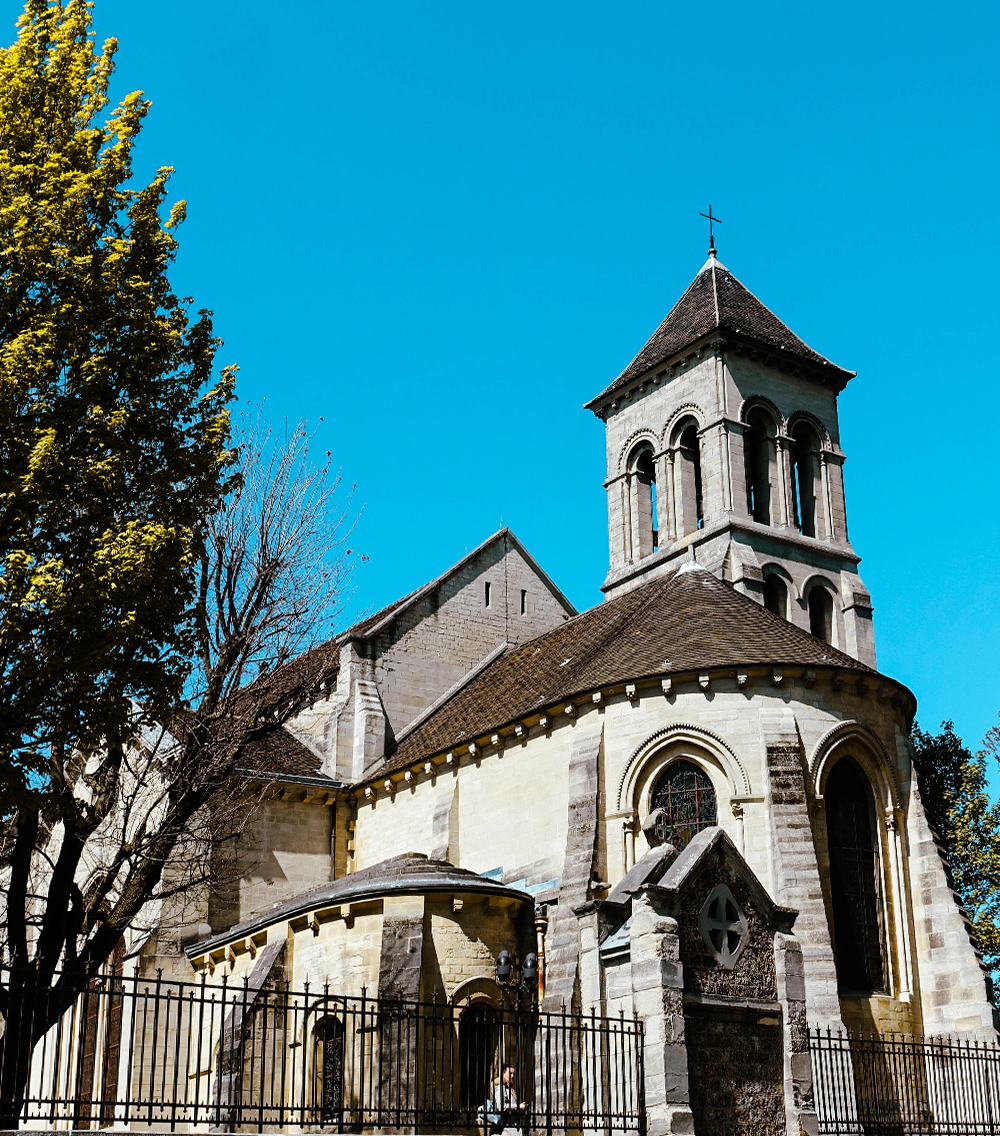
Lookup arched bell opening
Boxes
[744,407,777,526]
[627,442,658,560]
[791,421,823,539]
[672,419,704,535]
[808,585,835,643]
[763,573,789,619]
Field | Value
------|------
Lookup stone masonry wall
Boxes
[291,906,384,993]
[899,728,998,1037]
[760,707,842,1024]
[423,895,532,1002]
[542,716,603,1011]
[373,540,573,742]
[209,794,333,932]
[352,723,572,888]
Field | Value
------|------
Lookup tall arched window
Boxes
[825,759,886,994]
[808,585,834,643]
[650,760,717,848]
[792,422,821,538]
[459,1004,499,1109]
[744,408,775,525]
[762,573,788,619]
[630,444,657,558]
[673,421,703,535]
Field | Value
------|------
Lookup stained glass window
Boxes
[650,760,717,848]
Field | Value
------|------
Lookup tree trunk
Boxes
[0,971,39,1130]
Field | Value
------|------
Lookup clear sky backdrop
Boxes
[20,0,1000,753]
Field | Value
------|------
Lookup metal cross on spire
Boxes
[699,205,721,255]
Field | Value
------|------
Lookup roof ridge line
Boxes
[710,257,720,326]
[712,260,847,369]
[393,638,512,746]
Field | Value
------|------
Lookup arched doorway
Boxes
[459,1003,499,1111]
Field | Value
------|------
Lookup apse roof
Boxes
[368,563,885,781]
[586,253,855,409]
[185,852,528,956]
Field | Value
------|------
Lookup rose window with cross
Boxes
[698,883,749,969]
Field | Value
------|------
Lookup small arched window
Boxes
[825,758,886,994]
[808,585,834,643]
[650,760,717,848]
[744,408,775,525]
[630,444,657,558]
[674,421,703,535]
[313,1015,345,1123]
[762,574,788,619]
[792,422,821,538]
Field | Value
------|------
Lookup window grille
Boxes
[650,760,717,848]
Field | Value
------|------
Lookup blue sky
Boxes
[26,0,1000,753]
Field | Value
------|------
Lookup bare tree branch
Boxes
[0,415,360,1088]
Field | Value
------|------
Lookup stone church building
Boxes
[141,249,996,1134]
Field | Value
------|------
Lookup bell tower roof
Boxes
[585,252,855,412]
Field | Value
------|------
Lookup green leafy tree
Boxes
[0,0,238,1121]
[0,0,235,782]
[911,720,1000,989]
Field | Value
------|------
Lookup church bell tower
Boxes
[585,245,876,668]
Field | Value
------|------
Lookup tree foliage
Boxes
[0,5,361,1122]
[911,719,1000,985]
[0,0,235,800]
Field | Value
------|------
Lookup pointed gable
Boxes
[586,254,854,410]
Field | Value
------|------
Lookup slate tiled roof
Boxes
[186,852,528,955]
[369,564,880,781]
[236,726,331,783]
[586,254,854,408]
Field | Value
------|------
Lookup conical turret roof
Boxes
[586,253,854,409]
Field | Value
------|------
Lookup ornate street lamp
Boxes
[494,950,539,1003]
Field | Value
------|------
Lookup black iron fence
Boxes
[809,1027,1000,1135]
[0,967,645,1133]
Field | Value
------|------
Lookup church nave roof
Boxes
[368,562,887,782]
